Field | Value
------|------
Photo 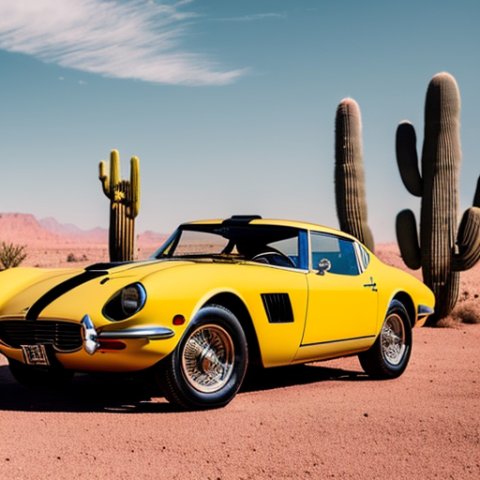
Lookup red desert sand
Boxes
[0,213,479,479]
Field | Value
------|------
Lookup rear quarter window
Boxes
[358,244,370,270]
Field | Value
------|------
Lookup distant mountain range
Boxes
[0,213,166,247]
[39,216,107,242]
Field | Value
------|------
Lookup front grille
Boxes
[0,320,82,352]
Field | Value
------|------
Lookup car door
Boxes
[301,231,378,351]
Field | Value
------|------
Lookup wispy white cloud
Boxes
[0,0,245,86]
[214,12,287,22]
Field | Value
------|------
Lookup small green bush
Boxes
[0,242,28,270]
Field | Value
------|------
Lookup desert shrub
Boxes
[436,317,461,329]
[66,253,77,262]
[66,253,88,263]
[452,303,480,325]
[0,242,28,270]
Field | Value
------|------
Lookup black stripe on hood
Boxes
[26,270,107,321]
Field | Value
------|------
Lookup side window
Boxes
[310,232,360,276]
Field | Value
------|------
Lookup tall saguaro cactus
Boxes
[396,72,480,323]
[99,150,140,262]
[335,98,375,251]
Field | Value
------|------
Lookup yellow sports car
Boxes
[0,216,434,409]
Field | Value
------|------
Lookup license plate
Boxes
[21,344,50,366]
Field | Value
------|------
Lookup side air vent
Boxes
[261,293,294,323]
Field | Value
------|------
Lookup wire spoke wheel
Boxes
[358,300,412,379]
[181,324,235,394]
[158,305,248,409]
[380,313,406,366]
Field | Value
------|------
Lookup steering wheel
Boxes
[251,251,296,268]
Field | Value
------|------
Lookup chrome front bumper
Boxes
[81,314,175,355]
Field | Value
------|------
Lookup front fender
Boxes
[374,262,435,328]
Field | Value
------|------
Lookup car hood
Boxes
[0,259,192,320]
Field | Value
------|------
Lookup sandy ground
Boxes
[0,323,478,480]
[1,233,479,479]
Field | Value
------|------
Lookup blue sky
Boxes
[0,0,479,242]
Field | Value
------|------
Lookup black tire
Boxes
[358,299,412,379]
[8,358,73,390]
[157,305,248,410]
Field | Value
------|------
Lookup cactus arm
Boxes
[130,156,140,218]
[110,149,120,188]
[452,207,480,271]
[98,160,111,197]
[396,209,421,270]
[396,122,423,197]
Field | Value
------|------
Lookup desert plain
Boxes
[0,213,479,479]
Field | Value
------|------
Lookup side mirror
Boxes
[317,258,331,276]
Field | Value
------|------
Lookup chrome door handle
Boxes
[363,277,377,292]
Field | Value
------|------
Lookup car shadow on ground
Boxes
[242,363,368,393]
[0,362,368,414]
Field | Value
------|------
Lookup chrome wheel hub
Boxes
[181,324,235,393]
[381,313,406,366]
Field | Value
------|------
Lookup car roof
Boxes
[181,216,358,242]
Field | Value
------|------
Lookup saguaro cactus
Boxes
[99,149,140,262]
[335,98,375,251]
[396,72,480,323]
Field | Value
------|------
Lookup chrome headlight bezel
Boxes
[103,283,147,321]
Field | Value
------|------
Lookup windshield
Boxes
[164,229,230,256]
[152,223,305,269]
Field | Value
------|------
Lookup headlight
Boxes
[103,283,147,321]
[121,284,146,316]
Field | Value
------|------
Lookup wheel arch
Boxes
[203,292,263,368]
[391,291,416,327]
